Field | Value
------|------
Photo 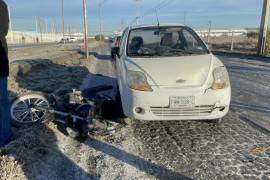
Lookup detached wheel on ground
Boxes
[10,93,51,127]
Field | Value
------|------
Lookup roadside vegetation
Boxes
[247,30,270,55]
[95,35,105,41]
[265,30,270,54]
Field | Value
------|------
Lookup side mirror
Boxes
[112,47,120,58]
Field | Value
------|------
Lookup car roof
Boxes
[129,23,186,30]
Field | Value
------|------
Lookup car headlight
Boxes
[212,67,230,89]
[127,71,153,92]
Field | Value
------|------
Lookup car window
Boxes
[127,26,209,57]
[182,29,205,51]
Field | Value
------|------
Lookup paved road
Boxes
[81,44,270,179]
[219,55,270,132]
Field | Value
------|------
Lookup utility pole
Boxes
[83,0,89,58]
[207,21,212,44]
[183,11,187,25]
[35,16,39,44]
[257,0,270,55]
[134,0,141,25]
[45,19,48,34]
[98,2,102,41]
[61,0,65,39]
[35,16,39,36]
[230,31,235,51]
[98,0,108,41]
[7,5,14,44]
[38,17,43,42]
[98,0,105,41]
[53,20,57,42]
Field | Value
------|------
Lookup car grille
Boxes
[150,105,214,117]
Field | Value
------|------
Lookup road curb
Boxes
[213,51,270,63]
[239,115,270,135]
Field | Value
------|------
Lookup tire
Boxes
[10,92,51,127]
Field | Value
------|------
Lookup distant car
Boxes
[60,38,69,43]
[111,36,122,59]
[115,24,231,122]
[69,37,77,43]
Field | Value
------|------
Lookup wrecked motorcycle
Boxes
[10,85,120,138]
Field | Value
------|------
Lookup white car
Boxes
[115,24,231,122]
[69,37,77,43]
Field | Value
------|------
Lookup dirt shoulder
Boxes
[1,43,99,180]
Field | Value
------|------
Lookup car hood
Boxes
[125,54,213,87]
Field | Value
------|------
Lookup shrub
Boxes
[95,35,105,41]
[247,31,258,39]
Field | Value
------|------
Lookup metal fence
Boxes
[198,30,259,54]
[6,29,265,56]
[6,31,64,45]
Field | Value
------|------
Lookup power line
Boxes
[128,0,175,25]
[143,0,172,17]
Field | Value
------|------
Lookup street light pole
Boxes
[98,2,102,41]
[61,0,65,39]
[35,16,39,39]
[257,0,270,56]
[83,0,89,59]
[7,5,14,44]
[98,0,108,42]
[207,21,212,44]
[134,0,141,25]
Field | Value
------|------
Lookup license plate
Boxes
[170,96,195,107]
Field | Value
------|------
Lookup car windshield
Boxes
[127,26,209,57]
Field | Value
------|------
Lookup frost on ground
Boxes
[1,44,270,180]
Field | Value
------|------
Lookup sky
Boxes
[5,0,267,34]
